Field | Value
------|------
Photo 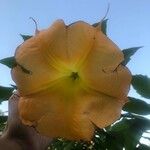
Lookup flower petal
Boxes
[36,112,94,141]
[11,22,68,95]
[43,21,95,70]
[19,88,94,141]
[19,86,125,141]
[86,93,125,128]
[67,21,95,67]
[80,31,132,98]
[18,89,64,125]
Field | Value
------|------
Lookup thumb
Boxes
[1,91,52,150]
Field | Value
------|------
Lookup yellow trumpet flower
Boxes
[11,20,131,141]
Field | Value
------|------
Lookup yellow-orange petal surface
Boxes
[11,19,132,141]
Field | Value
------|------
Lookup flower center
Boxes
[70,72,79,81]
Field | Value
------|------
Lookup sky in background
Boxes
[0,0,150,112]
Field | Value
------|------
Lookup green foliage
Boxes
[0,57,16,68]
[123,97,150,115]
[0,116,7,132]
[122,47,142,65]
[109,114,150,150]
[20,34,32,41]
[0,56,31,74]
[0,34,32,69]
[132,75,150,99]
[92,19,108,35]
[100,19,108,35]
[0,86,14,103]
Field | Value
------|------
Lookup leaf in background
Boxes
[124,129,142,150]
[105,132,124,150]
[0,86,14,103]
[0,56,17,68]
[122,113,150,131]
[20,34,33,41]
[63,142,74,150]
[109,118,136,149]
[100,19,108,35]
[132,75,150,99]
[123,97,150,115]
[109,116,150,150]
[92,128,108,150]
[0,116,8,131]
[109,118,130,132]
[92,19,108,35]
[0,116,7,123]
[122,46,142,65]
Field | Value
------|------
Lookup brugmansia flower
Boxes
[11,20,131,141]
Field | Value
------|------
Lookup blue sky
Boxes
[0,0,150,112]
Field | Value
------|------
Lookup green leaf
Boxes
[122,46,142,65]
[123,97,150,115]
[124,130,141,150]
[105,132,124,150]
[109,118,137,149]
[0,57,32,74]
[0,116,7,123]
[132,75,150,99]
[92,19,108,35]
[20,34,32,41]
[122,113,150,130]
[109,118,131,132]
[63,142,74,150]
[101,19,108,35]
[0,86,14,103]
[109,117,150,150]
[0,56,17,68]
[0,116,7,131]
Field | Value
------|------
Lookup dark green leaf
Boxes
[100,19,108,35]
[0,86,14,103]
[0,56,17,68]
[63,142,74,150]
[105,132,124,150]
[92,22,99,27]
[92,19,108,35]
[109,118,131,132]
[121,113,150,130]
[109,117,150,150]
[0,56,32,74]
[132,75,150,98]
[0,116,7,123]
[20,34,32,41]
[123,97,150,115]
[124,129,141,150]
[122,46,142,65]
[0,116,7,131]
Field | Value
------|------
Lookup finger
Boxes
[8,91,20,124]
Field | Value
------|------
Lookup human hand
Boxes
[0,91,52,150]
